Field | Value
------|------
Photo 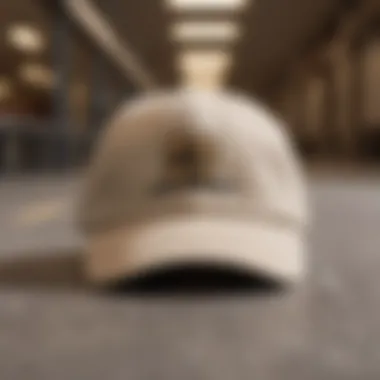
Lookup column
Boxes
[89,51,111,134]
[330,42,356,157]
[51,1,72,169]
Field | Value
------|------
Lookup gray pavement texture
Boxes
[0,171,380,379]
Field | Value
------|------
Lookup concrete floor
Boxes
[0,171,379,379]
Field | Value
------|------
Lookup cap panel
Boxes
[79,91,307,236]
[187,93,307,226]
[78,94,189,232]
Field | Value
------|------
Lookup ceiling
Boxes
[92,0,176,87]
[230,0,343,94]
[91,0,344,95]
[0,0,347,104]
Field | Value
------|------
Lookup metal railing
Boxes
[0,117,96,176]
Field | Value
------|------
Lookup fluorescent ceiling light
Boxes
[177,49,232,89]
[19,64,54,88]
[177,49,232,73]
[171,21,239,43]
[166,0,247,11]
[6,24,45,53]
[0,78,12,100]
[181,70,226,90]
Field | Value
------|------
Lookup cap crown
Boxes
[78,90,307,235]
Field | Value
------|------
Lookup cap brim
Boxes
[85,215,306,286]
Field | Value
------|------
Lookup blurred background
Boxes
[0,1,380,378]
[0,0,379,174]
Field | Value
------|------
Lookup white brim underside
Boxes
[85,216,306,285]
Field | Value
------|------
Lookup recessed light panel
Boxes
[177,49,232,89]
[7,24,45,53]
[171,21,239,43]
[166,0,247,11]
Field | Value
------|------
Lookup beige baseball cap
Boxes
[77,90,309,286]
